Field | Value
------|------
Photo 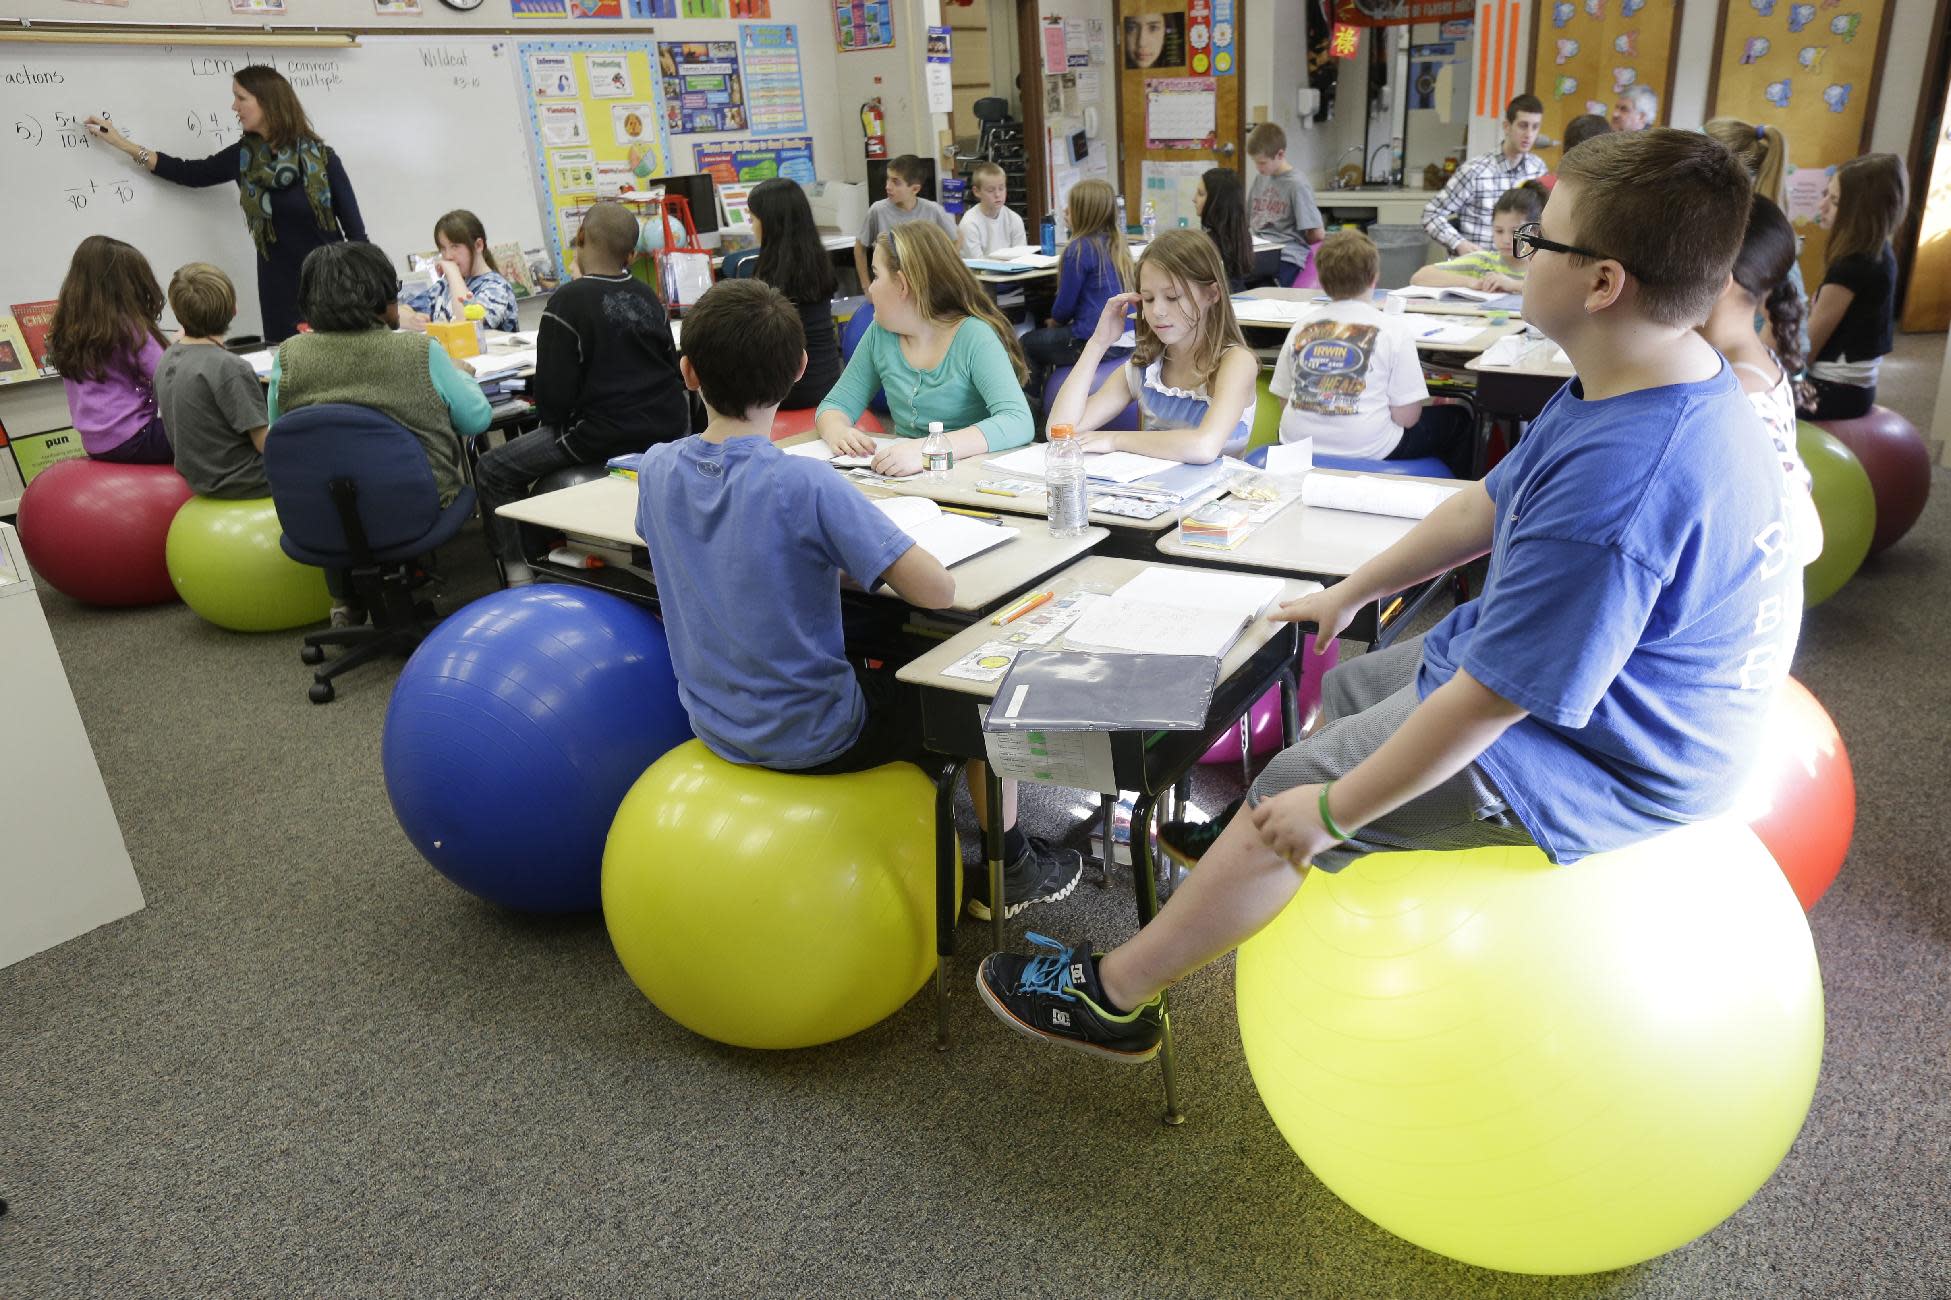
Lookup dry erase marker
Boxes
[994,590,1054,625]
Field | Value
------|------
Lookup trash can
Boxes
[1369,223,1435,289]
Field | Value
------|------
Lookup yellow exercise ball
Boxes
[602,740,947,1049]
[165,495,332,632]
[1235,820,1823,1275]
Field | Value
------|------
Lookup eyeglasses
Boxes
[1510,222,1640,279]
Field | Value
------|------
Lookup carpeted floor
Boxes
[3,456,1948,1297]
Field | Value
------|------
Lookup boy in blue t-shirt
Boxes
[976,129,1804,1063]
[635,279,1084,916]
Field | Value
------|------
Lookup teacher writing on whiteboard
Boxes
[86,66,366,343]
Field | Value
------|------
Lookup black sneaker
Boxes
[976,933,1165,1063]
[1157,798,1243,869]
[965,836,1084,921]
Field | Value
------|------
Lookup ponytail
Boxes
[1753,125,1788,208]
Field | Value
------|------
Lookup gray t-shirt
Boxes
[156,341,270,499]
[857,196,959,252]
[1248,170,1325,258]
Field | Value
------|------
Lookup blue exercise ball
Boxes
[382,586,692,912]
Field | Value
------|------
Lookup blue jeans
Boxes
[92,415,173,465]
[475,424,581,563]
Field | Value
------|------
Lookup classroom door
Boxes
[1116,0,1245,233]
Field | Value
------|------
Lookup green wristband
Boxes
[1319,782,1352,842]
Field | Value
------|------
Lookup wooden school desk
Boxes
[492,471,1110,619]
[968,235,1285,285]
[1466,338,1575,473]
[1230,290,1526,359]
[898,555,1315,1124]
[1154,467,1471,647]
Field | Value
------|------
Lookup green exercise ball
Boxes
[1796,422,1875,608]
[165,495,333,632]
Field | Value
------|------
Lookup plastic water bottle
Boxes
[1141,200,1157,243]
[463,301,488,351]
[1040,213,1057,256]
[1045,424,1088,538]
[922,420,953,481]
[1116,193,1128,236]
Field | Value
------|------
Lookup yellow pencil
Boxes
[992,590,1054,624]
[941,506,1003,521]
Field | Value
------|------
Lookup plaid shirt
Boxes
[1421,149,1549,253]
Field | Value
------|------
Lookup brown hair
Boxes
[1315,230,1380,299]
[47,235,168,382]
[233,65,320,152]
[1824,153,1908,271]
[1704,117,1790,207]
[1553,127,1753,327]
[886,153,929,187]
[1064,179,1135,298]
[684,279,804,417]
[1562,113,1610,154]
[1130,228,1247,389]
[432,209,499,275]
[1506,93,1544,122]
[1492,179,1549,225]
[968,160,1007,190]
[880,221,1028,383]
[1245,122,1286,159]
[167,262,238,339]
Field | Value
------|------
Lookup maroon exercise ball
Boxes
[16,459,194,606]
[1819,406,1932,555]
[1737,676,1855,911]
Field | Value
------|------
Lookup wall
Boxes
[1034,0,1118,209]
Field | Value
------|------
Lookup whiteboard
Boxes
[0,37,546,338]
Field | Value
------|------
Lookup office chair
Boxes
[264,404,477,704]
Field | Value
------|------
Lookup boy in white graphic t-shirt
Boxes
[957,162,1028,258]
[1270,231,1470,474]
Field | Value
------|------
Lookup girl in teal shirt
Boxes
[816,221,1032,477]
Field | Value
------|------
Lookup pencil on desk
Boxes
[993,590,1054,625]
[940,506,1003,521]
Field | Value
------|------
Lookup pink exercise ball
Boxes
[16,459,193,606]
[1818,406,1932,555]
[1201,639,1341,766]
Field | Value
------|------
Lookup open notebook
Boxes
[1387,285,1504,303]
[875,497,1017,569]
[1065,567,1287,659]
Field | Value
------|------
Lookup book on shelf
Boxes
[9,300,57,376]
[0,316,32,386]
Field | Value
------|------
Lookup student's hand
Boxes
[1073,426,1117,452]
[1090,293,1141,350]
[1452,239,1483,256]
[822,426,878,457]
[871,439,927,477]
[1250,784,1341,871]
[398,307,430,333]
[1268,583,1361,654]
[1488,273,1522,293]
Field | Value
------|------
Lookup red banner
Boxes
[1334,0,1474,27]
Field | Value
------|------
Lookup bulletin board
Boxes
[520,41,673,277]
[1528,0,1684,170]
[1706,0,1893,282]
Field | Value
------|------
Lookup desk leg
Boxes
[1280,662,1301,749]
[1095,795,1116,889]
[984,763,1007,955]
[1129,793,1186,1127]
[934,757,966,1051]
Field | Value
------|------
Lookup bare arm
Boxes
[1804,283,1855,361]
[1049,293,1141,431]
[879,541,955,608]
[1389,400,1426,428]
[853,243,872,297]
[247,425,269,454]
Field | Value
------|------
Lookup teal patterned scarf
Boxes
[236,137,336,259]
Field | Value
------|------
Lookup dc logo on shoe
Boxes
[1052,1009,1071,1028]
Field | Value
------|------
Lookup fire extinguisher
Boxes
[860,98,887,161]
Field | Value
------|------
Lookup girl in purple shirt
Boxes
[46,236,173,464]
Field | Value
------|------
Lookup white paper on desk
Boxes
[1475,334,1569,369]
[992,244,1062,267]
[1302,474,1460,519]
[1263,439,1313,477]
[240,349,274,378]
[1406,320,1485,346]
[465,349,534,378]
[989,445,1178,484]
[874,496,1018,568]
[1231,297,1314,325]
[1066,569,1286,658]
[1389,285,1501,303]
[784,436,895,468]
[982,726,1117,794]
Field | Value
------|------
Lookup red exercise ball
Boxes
[1819,406,1932,555]
[16,459,193,606]
[1738,677,1855,911]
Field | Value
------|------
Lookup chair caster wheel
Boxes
[415,600,438,621]
[308,681,336,704]
[300,644,326,665]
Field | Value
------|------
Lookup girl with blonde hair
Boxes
[1021,179,1137,403]
[816,220,1032,476]
[1801,153,1909,420]
[1044,228,1257,462]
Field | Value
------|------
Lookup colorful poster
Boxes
[627,0,676,14]
[692,136,816,186]
[549,146,597,193]
[834,0,894,52]
[373,0,421,14]
[728,0,770,14]
[228,0,285,13]
[739,25,808,135]
[513,0,569,16]
[1211,0,1236,76]
[542,102,589,145]
[1530,0,1682,167]
[1042,19,1068,74]
[570,0,622,18]
[925,26,953,114]
[1187,0,1213,75]
[1333,0,1472,25]
[529,54,578,97]
[611,102,657,145]
[658,41,747,135]
[587,55,633,97]
[9,427,86,485]
[683,0,727,14]
[1144,77,1217,148]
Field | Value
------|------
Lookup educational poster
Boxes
[1708,0,1892,285]
[738,25,808,134]
[571,0,623,18]
[925,26,953,114]
[729,0,771,14]
[684,0,727,14]
[627,0,676,14]
[228,0,285,14]
[834,0,894,52]
[693,136,816,186]
[513,0,569,15]
[373,0,422,14]
[659,41,747,134]
[1529,0,1682,168]
[521,42,672,277]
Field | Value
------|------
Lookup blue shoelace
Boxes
[1017,932,1079,1001]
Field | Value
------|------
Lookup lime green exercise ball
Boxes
[165,495,332,632]
[602,740,947,1050]
[1797,421,1875,607]
[1235,820,1823,1275]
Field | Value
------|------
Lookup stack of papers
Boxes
[240,349,275,379]
[1474,333,1572,370]
[1387,285,1503,303]
[874,497,1017,569]
[465,350,534,381]
[1066,567,1286,659]
[1405,319,1488,347]
[784,436,896,469]
[1177,498,1256,550]
[1302,473,1460,519]
[1229,297,1315,325]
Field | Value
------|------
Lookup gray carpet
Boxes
[4,469,1949,1298]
